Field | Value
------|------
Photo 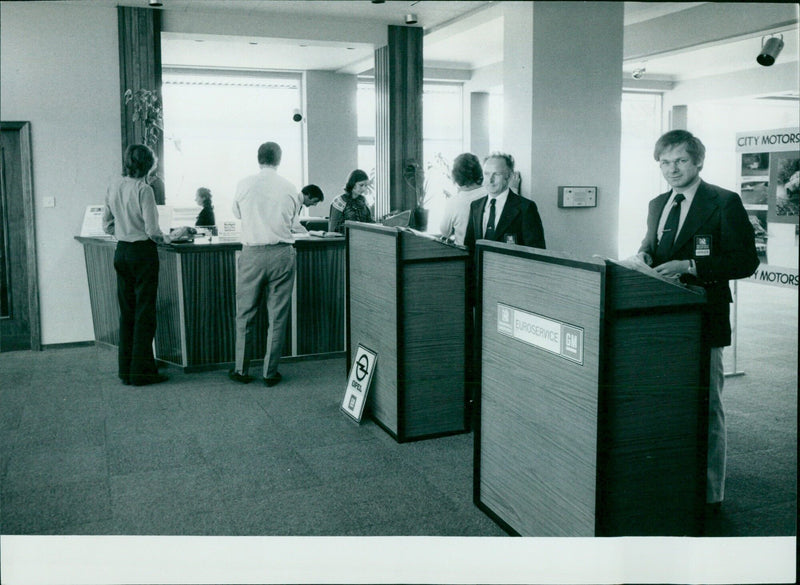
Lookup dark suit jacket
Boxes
[639,180,759,347]
[464,190,546,251]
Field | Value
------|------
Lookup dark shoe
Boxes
[131,374,169,386]
[263,372,282,387]
[228,369,253,384]
[119,376,131,385]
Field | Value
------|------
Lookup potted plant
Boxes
[404,153,453,231]
[124,88,163,150]
[124,88,165,204]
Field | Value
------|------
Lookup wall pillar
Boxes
[374,25,423,219]
[502,2,624,258]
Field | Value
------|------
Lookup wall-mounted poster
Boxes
[768,151,800,223]
[736,128,800,272]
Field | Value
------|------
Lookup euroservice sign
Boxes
[497,303,584,365]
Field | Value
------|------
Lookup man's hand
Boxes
[654,259,691,279]
[637,251,652,266]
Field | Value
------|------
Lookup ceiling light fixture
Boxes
[631,66,646,80]
[149,0,163,7]
[757,34,784,67]
[405,14,418,25]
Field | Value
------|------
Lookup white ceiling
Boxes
[146,0,800,85]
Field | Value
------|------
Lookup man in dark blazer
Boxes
[464,152,546,251]
[462,152,546,425]
[638,130,759,517]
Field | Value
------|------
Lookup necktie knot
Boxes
[674,193,685,205]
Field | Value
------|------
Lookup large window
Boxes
[161,69,304,225]
[618,91,663,258]
[356,80,464,230]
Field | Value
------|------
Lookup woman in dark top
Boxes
[195,187,217,234]
[328,169,373,233]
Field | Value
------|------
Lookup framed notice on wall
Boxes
[340,344,377,423]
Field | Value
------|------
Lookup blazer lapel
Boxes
[472,195,488,239]
[673,181,717,252]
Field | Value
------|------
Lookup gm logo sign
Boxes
[561,324,583,364]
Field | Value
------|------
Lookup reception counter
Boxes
[77,235,346,370]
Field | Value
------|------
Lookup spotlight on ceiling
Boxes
[757,35,784,67]
[631,66,646,80]
[149,0,163,6]
[405,13,418,25]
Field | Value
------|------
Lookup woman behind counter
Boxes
[195,186,217,235]
[439,153,486,246]
[328,169,374,233]
[102,144,182,386]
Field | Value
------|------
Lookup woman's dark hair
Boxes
[653,130,706,165]
[196,187,213,206]
[345,169,369,194]
[451,153,483,187]
[123,144,156,179]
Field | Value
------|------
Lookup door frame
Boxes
[1,121,40,351]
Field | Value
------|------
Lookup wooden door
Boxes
[0,121,40,352]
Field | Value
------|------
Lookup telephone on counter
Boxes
[169,226,196,243]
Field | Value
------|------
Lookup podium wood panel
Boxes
[346,223,468,441]
[348,227,399,434]
[479,250,603,536]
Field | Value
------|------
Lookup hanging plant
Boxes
[124,88,163,150]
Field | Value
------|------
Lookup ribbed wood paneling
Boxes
[598,311,707,536]
[154,249,183,365]
[81,240,120,346]
[401,259,467,437]
[295,241,345,355]
[178,248,237,366]
[374,45,391,220]
[374,26,423,217]
[78,238,344,370]
[117,6,163,164]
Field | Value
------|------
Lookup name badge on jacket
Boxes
[695,235,711,257]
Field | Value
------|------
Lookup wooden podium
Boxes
[474,242,709,536]
[346,222,470,441]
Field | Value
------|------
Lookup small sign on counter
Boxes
[80,205,110,237]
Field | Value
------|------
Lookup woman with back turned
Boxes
[102,144,181,386]
[328,169,373,233]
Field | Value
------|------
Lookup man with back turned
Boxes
[229,141,303,387]
[637,130,759,520]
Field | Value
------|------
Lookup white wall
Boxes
[1,2,121,345]
[305,71,359,218]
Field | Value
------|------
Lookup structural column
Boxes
[374,25,423,220]
[502,1,624,258]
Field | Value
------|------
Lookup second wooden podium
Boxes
[474,242,710,536]
[346,222,470,442]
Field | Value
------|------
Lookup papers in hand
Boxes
[308,230,342,238]
[614,254,684,285]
